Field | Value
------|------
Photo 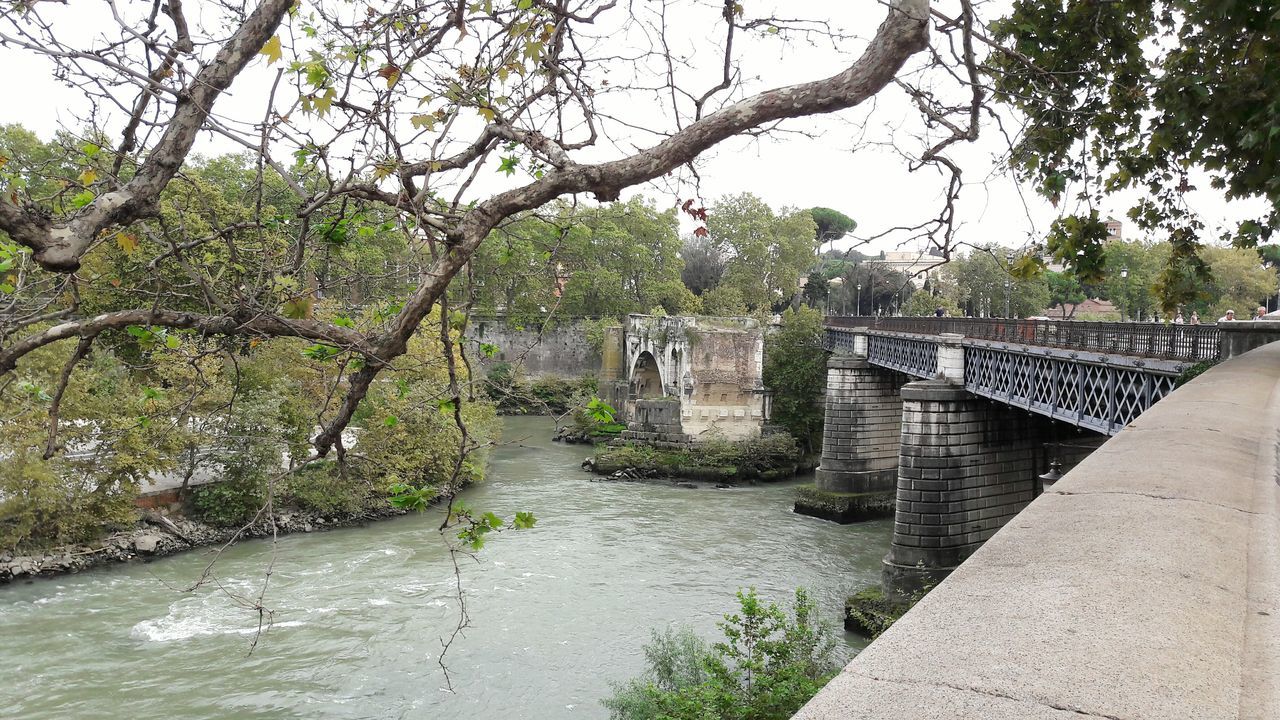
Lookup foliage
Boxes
[762,308,826,452]
[1044,271,1086,315]
[989,0,1280,308]
[707,194,818,312]
[0,342,182,549]
[1176,359,1220,388]
[602,588,840,720]
[594,434,801,480]
[939,246,1050,318]
[700,285,750,317]
[808,207,857,244]
[282,462,378,516]
[484,363,598,414]
[190,476,266,528]
[844,586,919,640]
[681,235,729,297]
[900,291,958,317]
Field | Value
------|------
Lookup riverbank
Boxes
[0,503,408,585]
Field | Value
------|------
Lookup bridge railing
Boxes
[824,316,1220,363]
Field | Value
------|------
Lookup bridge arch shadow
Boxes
[630,350,665,398]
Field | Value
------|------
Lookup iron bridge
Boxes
[823,317,1209,436]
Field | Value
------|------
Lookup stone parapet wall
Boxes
[465,317,600,380]
[794,341,1280,720]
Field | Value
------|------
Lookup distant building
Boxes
[879,250,945,287]
[1105,217,1123,241]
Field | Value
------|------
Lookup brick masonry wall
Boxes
[815,356,908,494]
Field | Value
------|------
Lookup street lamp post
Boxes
[856,283,862,316]
[1120,267,1130,321]
[1005,250,1014,318]
[828,277,844,317]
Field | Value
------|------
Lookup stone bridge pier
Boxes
[815,357,906,494]
[885,380,1096,596]
[808,330,1100,596]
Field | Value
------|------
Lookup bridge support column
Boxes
[799,356,905,522]
[883,379,1054,598]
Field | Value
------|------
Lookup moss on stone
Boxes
[844,586,914,638]
[591,436,800,482]
[793,485,895,524]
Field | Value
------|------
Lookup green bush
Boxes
[282,461,377,515]
[603,588,839,720]
[190,474,265,527]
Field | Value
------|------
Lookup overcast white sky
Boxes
[0,0,1262,259]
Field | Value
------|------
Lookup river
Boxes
[0,416,892,719]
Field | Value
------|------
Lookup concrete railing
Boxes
[795,342,1280,719]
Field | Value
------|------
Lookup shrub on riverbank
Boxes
[483,362,598,414]
[593,434,802,481]
[603,588,839,720]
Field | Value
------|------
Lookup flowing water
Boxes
[0,416,892,719]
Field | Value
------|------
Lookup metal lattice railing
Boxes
[824,316,1220,363]
[964,346,1178,435]
[866,334,937,379]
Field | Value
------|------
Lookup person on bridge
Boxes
[1219,309,1236,322]
[1191,311,1201,324]
[1255,306,1267,320]
[1174,311,1185,325]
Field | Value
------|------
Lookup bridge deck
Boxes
[826,316,1220,363]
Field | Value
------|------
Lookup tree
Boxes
[680,235,728,297]
[706,194,818,312]
[940,247,1050,318]
[1045,271,1086,318]
[1200,246,1276,321]
[801,270,829,309]
[603,588,838,720]
[762,307,826,452]
[0,2,933,457]
[901,291,958,317]
[991,0,1280,307]
[809,208,857,248]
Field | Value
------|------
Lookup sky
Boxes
[0,0,1263,261]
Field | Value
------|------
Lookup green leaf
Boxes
[513,511,537,529]
[384,415,399,428]
[164,334,181,350]
[438,398,457,414]
[497,155,519,176]
[479,342,500,358]
[70,190,94,209]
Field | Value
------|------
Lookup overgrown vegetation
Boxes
[483,362,598,415]
[843,586,916,639]
[603,588,839,720]
[594,434,802,482]
[762,307,826,453]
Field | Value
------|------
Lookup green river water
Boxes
[0,416,892,719]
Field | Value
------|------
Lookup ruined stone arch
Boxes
[630,350,665,399]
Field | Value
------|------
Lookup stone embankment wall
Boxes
[794,341,1280,719]
[465,317,601,380]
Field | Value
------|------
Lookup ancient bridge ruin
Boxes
[599,315,769,447]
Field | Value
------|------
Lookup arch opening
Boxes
[631,350,665,399]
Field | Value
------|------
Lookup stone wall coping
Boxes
[898,379,968,402]
[827,355,873,369]
[795,341,1280,720]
